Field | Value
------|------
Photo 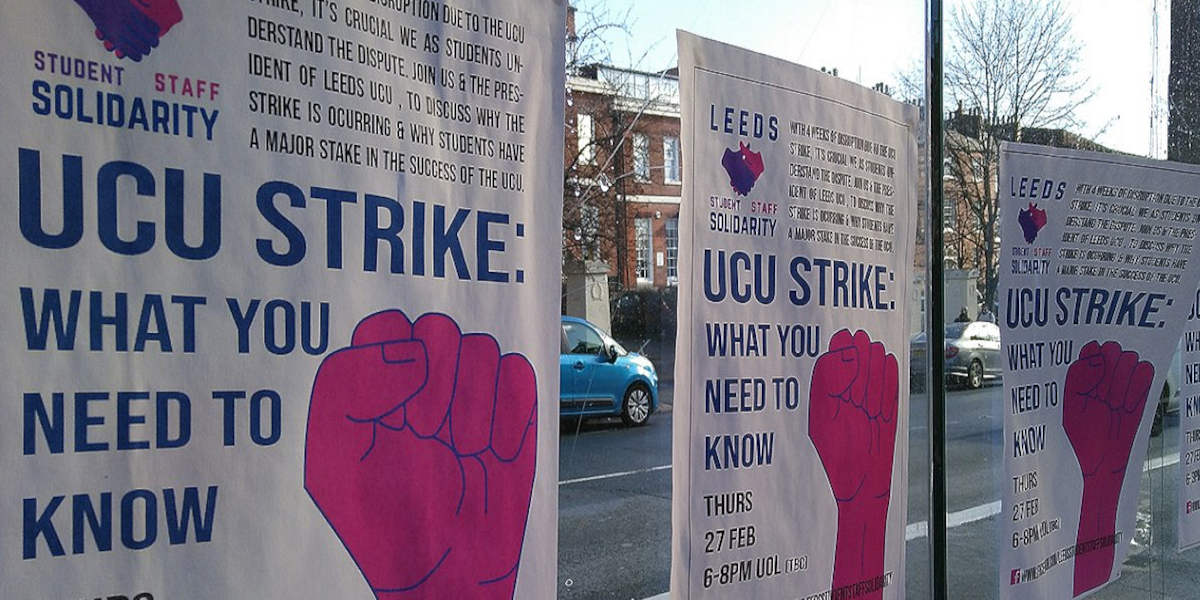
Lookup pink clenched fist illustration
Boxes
[809,329,899,600]
[1062,341,1153,597]
[305,310,537,599]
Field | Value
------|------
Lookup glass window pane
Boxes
[634,133,650,181]
[578,113,594,164]
[663,136,680,183]
[635,217,652,282]
[942,2,1181,599]
[666,218,679,283]
[561,3,928,600]
[563,321,604,354]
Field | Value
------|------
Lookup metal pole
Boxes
[926,0,948,598]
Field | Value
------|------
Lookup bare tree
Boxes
[563,3,675,287]
[1170,0,1200,164]
[934,0,1093,309]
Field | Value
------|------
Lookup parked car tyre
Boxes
[967,359,983,389]
[621,383,652,427]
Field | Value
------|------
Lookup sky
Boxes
[575,0,1168,156]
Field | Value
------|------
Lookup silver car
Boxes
[910,321,1002,389]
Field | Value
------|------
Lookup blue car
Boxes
[560,316,658,426]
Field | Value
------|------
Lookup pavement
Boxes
[558,373,1200,599]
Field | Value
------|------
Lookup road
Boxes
[558,378,1200,599]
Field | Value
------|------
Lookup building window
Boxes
[634,218,653,283]
[577,113,595,165]
[663,136,681,183]
[633,133,650,181]
[665,218,679,284]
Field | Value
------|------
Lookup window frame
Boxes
[665,217,679,284]
[562,320,605,355]
[577,113,595,165]
[633,133,651,182]
[663,136,681,184]
[634,217,654,284]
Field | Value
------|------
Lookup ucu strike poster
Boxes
[672,32,919,599]
[998,143,1200,599]
[0,1,564,598]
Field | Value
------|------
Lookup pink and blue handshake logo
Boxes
[1017,202,1047,243]
[721,142,764,196]
[71,0,183,62]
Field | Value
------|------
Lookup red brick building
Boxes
[565,61,683,290]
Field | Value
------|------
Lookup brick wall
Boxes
[621,201,682,288]
[565,86,684,289]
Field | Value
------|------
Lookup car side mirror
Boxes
[605,345,619,363]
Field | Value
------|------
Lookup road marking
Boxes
[1145,451,1180,472]
[904,501,1000,541]
[634,453,1183,599]
[904,452,1181,541]
[559,464,672,486]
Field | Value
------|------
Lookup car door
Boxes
[959,323,985,370]
[561,320,609,412]
[560,323,581,405]
[980,322,1002,376]
[587,332,629,406]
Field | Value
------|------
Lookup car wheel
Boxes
[967,359,983,389]
[621,384,652,427]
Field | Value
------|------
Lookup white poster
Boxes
[1179,289,1200,552]
[672,32,919,599]
[0,1,564,598]
[998,143,1200,598]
